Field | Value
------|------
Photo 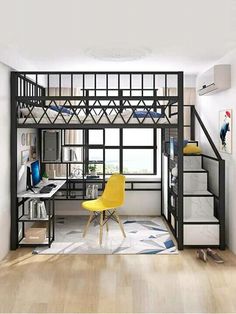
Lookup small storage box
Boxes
[25,223,47,243]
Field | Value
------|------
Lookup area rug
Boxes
[33,216,178,255]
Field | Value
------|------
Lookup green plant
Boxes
[42,171,49,179]
[88,164,97,173]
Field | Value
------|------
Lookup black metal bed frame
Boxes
[10,71,225,251]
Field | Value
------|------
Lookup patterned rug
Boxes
[33,216,178,255]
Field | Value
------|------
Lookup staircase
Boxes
[183,155,219,246]
[163,107,225,250]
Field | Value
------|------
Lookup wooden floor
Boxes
[0,249,236,313]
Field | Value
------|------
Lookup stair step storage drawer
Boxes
[184,224,219,246]
[184,196,214,221]
[184,172,208,192]
[184,155,202,170]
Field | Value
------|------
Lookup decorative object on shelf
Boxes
[21,149,29,165]
[171,165,178,186]
[86,184,98,199]
[37,201,47,219]
[29,200,37,219]
[30,133,37,146]
[88,164,97,176]
[70,191,76,198]
[219,109,232,154]
[28,200,47,219]
[42,172,49,183]
[30,146,37,161]
[170,137,175,160]
[70,166,82,178]
[168,138,189,157]
[86,185,92,199]
[26,132,31,146]
[21,133,26,146]
[86,174,100,179]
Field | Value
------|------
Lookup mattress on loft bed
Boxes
[18,110,178,125]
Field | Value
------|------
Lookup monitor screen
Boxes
[31,160,41,187]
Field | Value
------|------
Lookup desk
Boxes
[17,180,66,248]
[17,180,66,198]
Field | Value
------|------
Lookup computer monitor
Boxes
[31,160,41,187]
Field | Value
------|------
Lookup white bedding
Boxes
[18,113,177,125]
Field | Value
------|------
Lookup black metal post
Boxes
[219,159,225,250]
[190,106,195,140]
[119,89,123,114]
[85,89,89,116]
[10,72,18,250]
[177,72,184,250]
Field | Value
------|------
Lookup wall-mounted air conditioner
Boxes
[197,64,231,96]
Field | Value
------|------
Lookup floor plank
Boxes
[0,248,235,313]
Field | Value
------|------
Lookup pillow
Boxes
[183,144,202,155]
[49,105,72,115]
[133,110,163,118]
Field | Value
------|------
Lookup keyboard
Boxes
[39,185,54,194]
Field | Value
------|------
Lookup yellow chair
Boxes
[82,174,126,245]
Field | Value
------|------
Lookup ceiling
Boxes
[0,0,235,74]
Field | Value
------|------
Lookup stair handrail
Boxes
[191,106,225,250]
[192,107,222,161]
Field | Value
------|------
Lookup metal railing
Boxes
[191,106,225,249]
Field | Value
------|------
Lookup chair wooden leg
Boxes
[83,212,93,238]
[99,211,103,245]
[105,211,109,232]
[113,210,126,238]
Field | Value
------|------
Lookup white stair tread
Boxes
[184,168,206,172]
[184,217,219,223]
[184,190,213,196]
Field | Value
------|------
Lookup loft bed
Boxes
[11,71,226,251]
[11,71,185,251]
[13,72,182,128]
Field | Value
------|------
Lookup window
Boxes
[88,149,103,162]
[105,129,119,146]
[123,149,154,174]
[104,128,157,175]
[89,129,103,145]
[123,128,153,146]
[105,149,120,174]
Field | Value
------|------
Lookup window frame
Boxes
[105,128,157,176]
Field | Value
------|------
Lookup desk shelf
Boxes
[17,180,66,248]
[19,237,53,247]
[18,214,53,222]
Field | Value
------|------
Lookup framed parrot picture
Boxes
[219,109,232,154]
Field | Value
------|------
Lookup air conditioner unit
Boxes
[197,64,231,96]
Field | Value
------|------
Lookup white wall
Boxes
[0,62,11,260]
[196,49,236,253]
[56,190,161,216]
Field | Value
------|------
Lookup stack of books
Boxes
[29,200,47,220]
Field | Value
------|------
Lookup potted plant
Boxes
[88,164,97,176]
[42,171,49,183]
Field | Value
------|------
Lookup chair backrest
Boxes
[101,174,125,207]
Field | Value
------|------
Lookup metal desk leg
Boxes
[48,198,51,248]
[52,196,55,241]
